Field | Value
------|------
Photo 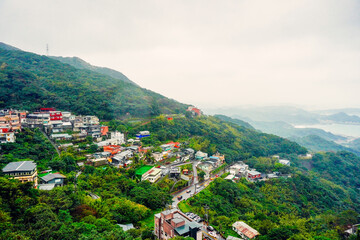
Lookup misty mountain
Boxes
[290,135,359,154]
[347,138,360,152]
[247,120,346,142]
[314,108,360,116]
[321,112,360,124]
[0,43,188,119]
[214,114,255,129]
[50,56,138,86]
[205,106,320,124]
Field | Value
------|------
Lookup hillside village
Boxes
[0,106,303,240]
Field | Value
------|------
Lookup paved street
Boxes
[168,161,229,240]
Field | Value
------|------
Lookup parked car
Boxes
[208,231,216,237]
[186,189,191,193]
[207,226,214,231]
[177,196,183,200]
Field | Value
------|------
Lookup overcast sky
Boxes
[1,0,359,110]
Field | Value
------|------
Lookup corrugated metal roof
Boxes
[38,183,56,190]
[232,221,259,239]
[2,161,36,172]
[41,173,66,182]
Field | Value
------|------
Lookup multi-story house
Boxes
[0,127,15,143]
[26,112,50,128]
[82,116,99,125]
[246,170,261,182]
[2,161,38,188]
[0,110,21,143]
[0,110,21,131]
[154,209,202,240]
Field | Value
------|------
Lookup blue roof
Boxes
[174,222,201,235]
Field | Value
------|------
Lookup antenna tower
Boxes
[46,44,49,56]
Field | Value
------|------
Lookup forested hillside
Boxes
[180,151,360,239]
[0,169,170,240]
[290,135,359,155]
[181,174,360,240]
[0,46,188,119]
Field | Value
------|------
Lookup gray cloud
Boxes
[1,0,359,109]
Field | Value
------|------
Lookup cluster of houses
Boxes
[153,208,260,240]
[196,151,225,172]
[0,109,24,143]
[225,158,291,182]
[151,143,193,162]
[1,161,66,190]
[0,108,112,143]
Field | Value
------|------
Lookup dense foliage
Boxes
[0,48,188,119]
[299,151,360,189]
[0,128,56,171]
[0,166,172,239]
[290,135,359,155]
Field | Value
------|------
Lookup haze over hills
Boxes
[206,106,360,155]
[0,42,188,119]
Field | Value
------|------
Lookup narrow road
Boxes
[40,129,60,156]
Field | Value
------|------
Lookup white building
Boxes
[229,162,249,176]
[0,129,15,143]
[142,167,162,183]
[195,151,208,160]
[279,159,290,166]
[97,131,125,147]
[152,152,163,162]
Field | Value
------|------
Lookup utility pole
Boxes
[204,205,209,225]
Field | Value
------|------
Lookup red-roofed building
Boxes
[232,221,259,239]
[101,126,109,136]
[40,108,62,121]
[186,106,202,116]
[168,141,180,148]
[103,145,122,155]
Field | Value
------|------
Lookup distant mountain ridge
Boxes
[50,56,138,86]
[290,135,359,154]
[322,112,360,123]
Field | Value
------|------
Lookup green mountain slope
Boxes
[50,56,138,86]
[248,120,346,142]
[290,135,359,154]
[348,138,360,152]
[214,114,255,129]
[180,150,360,239]
[0,45,188,119]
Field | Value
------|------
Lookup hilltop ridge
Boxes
[0,43,188,119]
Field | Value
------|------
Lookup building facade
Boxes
[154,209,202,240]
[2,161,38,187]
